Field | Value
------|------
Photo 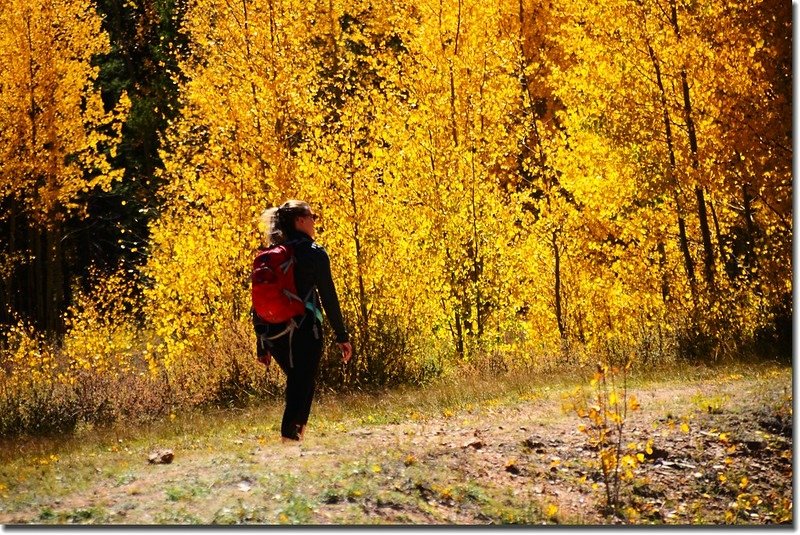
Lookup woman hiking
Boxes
[252,200,352,442]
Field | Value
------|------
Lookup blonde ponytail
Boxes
[259,200,311,246]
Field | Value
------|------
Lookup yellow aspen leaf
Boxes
[625,507,640,521]
[680,423,690,433]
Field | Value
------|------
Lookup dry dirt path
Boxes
[0,366,792,525]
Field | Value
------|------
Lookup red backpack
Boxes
[251,244,306,323]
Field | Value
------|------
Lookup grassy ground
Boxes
[0,361,792,525]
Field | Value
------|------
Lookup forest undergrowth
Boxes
[0,360,791,525]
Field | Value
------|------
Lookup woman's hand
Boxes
[339,342,352,364]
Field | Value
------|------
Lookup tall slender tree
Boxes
[0,0,128,334]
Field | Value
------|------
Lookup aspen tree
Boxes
[144,0,318,368]
[0,0,128,333]
[395,0,529,360]
[543,0,789,356]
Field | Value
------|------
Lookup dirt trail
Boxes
[0,368,792,525]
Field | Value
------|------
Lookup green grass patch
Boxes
[277,494,315,524]
[154,508,204,524]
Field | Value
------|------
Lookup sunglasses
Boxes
[304,213,319,221]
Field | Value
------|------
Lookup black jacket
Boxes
[255,230,349,343]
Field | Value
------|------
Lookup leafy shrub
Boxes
[565,358,648,517]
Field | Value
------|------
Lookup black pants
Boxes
[259,314,323,440]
